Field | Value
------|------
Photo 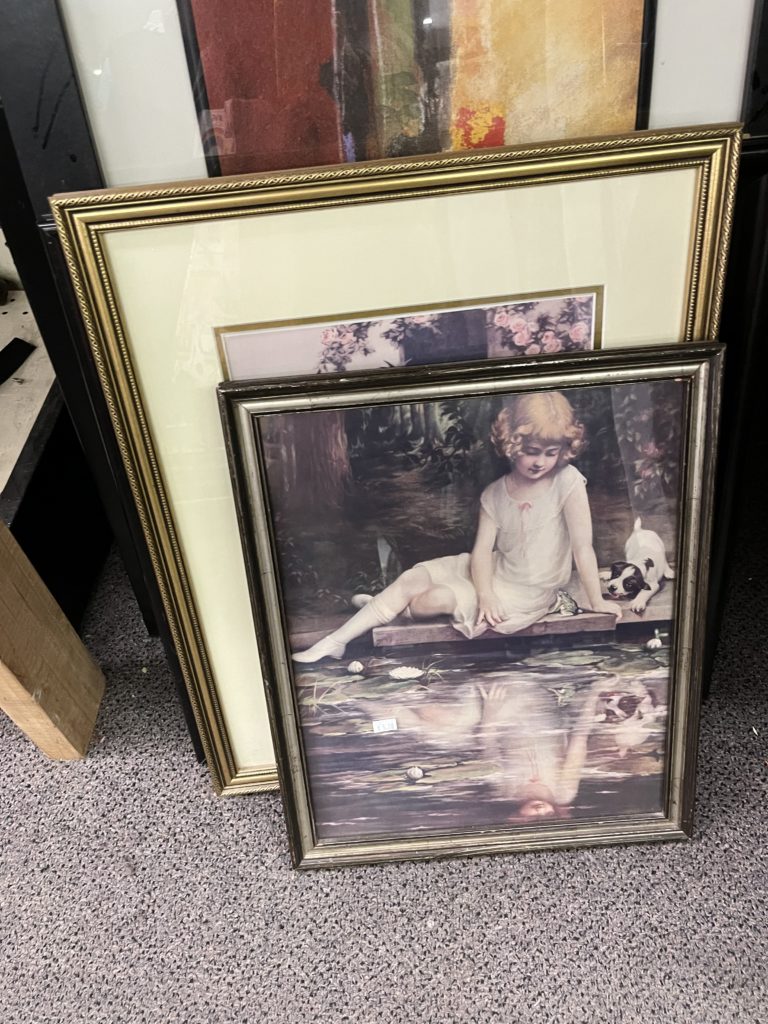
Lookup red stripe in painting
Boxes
[189,0,342,174]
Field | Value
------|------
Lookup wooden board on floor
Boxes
[0,520,105,759]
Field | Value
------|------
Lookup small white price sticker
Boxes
[371,718,398,734]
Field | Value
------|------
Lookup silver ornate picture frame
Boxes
[219,344,722,867]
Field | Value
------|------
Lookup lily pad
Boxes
[427,761,496,783]
[595,654,661,674]
[352,679,425,699]
[522,650,605,667]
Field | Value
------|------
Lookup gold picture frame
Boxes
[50,125,739,794]
[218,344,723,866]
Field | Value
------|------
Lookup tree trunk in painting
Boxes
[269,411,351,510]
[333,0,375,162]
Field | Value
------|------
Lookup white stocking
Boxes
[291,595,400,663]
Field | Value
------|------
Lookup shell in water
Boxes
[645,637,663,651]
[405,766,425,781]
[389,666,424,680]
[347,660,364,674]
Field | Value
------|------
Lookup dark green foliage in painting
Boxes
[381,310,487,365]
[266,380,684,614]
[566,381,683,513]
[612,381,683,507]
[316,321,374,374]
[347,397,495,484]
[399,400,485,485]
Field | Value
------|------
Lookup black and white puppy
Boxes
[595,684,667,757]
[600,518,674,614]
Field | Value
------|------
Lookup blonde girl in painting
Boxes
[292,390,621,663]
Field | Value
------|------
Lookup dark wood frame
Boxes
[707,135,768,683]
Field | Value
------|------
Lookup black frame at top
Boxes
[635,0,659,129]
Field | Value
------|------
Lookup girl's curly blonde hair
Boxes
[490,391,586,463]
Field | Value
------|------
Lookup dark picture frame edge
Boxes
[635,0,659,130]
[742,0,768,136]
[175,0,223,178]
[0,0,207,764]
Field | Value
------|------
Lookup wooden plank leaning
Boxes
[0,521,105,759]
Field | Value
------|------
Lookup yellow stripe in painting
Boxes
[449,0,646,149]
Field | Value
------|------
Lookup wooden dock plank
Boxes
[372,610,617,647]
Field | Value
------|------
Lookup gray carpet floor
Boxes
[2,505,767,1024]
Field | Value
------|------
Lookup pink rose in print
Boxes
[569,321,589,345]
[541,330,562,354]
[485,291,597,360]
[316,320,374,372]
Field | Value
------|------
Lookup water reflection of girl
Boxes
[396,677,608,822]
[477,680,604,820]
[293,390,620,663]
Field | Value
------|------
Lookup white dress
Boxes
[416,464,586,638]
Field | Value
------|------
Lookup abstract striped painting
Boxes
[178,0,653,176]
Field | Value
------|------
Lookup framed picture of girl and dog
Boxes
[219,343,721,868]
